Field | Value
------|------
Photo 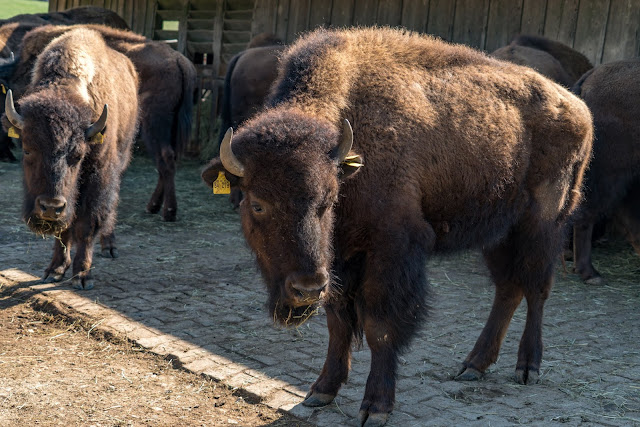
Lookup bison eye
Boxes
[23,149,30,156]
[251,202,264,213]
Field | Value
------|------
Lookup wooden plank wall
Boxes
[252,0,640,64]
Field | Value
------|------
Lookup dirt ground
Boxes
[1,151,640,426]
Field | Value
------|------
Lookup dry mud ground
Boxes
[1,155,640,426]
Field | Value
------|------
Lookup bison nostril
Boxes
[40,203,47,213]
[55,206,65,215]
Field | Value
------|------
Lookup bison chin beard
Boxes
[269,297,321,327]
[25,214,69,237]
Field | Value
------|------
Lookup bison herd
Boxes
[1,7,638,427]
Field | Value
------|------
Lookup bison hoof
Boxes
[454,365,483,381]
[42,273,64,283]
[514,368,540,385]
[101,247,119,258]
[302,391,335,407]
[358,410,390,427]
[162,209,177,222]
[585,275,603,285]
[72,277,94,290]
[146,203,161,214]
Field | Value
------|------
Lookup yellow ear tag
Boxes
[213,171,231,194]
[342,154,363,168]
[1,84,5,94]
[7,126,18,138]
[90,132,104,144]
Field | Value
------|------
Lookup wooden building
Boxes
[47,0,640,149]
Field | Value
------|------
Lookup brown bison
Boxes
[3,24,197,222]
[0,7,129,162]
[202,28,593,426]
[570,58,640,284]
[218,34,284,208]
[491,34,593,87]
[3,27,138,290]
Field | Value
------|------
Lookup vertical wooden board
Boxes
[452,0,490,48]
[426,0,455,40]
[544,0,580,46]
[144,0,157,38]
[124,0,134,29]
[252,0,279,37]
[117,0,126,18]
[377,0,403,26]
[275,0,290,42]
[520,0,547,35]
[401,0,429,32]
[602,0,640,63]
[331,0,355,27]
[49,0,59,13]
[573,0,610,64]
[287,0,310,40]
[308,0,333,29]
[133,0,147,34]
[353,0,378,26]
[485,0,523,52]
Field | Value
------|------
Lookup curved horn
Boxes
[5,90,24,130]
[335,119,353,163]
[86,104,108,139]
[9,51,14,61]
[219,127,245,177]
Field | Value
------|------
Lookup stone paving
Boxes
[1,158,640,426]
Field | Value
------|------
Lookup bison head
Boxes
[202,109,362,326]
[4,89,107,236]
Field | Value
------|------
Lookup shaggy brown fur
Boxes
[203,27,593,426]
[4,27,138,290]
[570,58,640,284]
[4,24,197,222]
[0,7,129,162]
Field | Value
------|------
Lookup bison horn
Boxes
[220,127,245,177]
[9,51,14,61]
[335,119,353,163]
[5,90,24,130]
[86,104,108,139]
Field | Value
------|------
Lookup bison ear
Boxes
[339,151,363,179]
[202,157,242,188]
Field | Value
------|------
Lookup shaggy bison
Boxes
[0,7,129,162]
[3,27,138,289]
[570,58,640,284]
[3,24,196,222]
[202,28,593,426]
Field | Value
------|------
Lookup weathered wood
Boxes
[353,0,378,26]
[485,0,523,52]
[452,0,489,49]
[573,0,610,64]
[401,0,429,32]
[287,0,310,40]
[544,0,579,46]
[275,0,290,41]
[520,0,547,35]
[331,0,355,27]
[308,0,333,29]
[602,0,640,62]
[377,0,403,26]
[426,0,455,40]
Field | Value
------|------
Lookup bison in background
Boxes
[570,58,640,284]
[0,6,129,162]
[203,28,593,426]
[3,24,197,222]
[3,27,139,290]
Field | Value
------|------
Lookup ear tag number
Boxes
[90,132,104,144]
[213,171,231,194]
[7,127,19,138]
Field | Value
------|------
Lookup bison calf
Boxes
[203,28,592,426]
[3,28,138,289]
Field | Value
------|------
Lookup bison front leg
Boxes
[43,229,72,282]
[303,304,354,407]
[573,222,603,284]
[71,234,96,290]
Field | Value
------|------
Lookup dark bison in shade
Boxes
[0,7,130,162]
[491,34,593,87]
[3,27,138,290]
[218,34,284,208]
[202,28,593,426]
[570,58,640,284]
[4,24,197,222]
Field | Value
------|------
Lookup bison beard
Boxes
[202,28,593,427]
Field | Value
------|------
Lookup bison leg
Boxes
[146,174,164,215]
[100,231,118,258]
[70,233,96,290]
[572,222,603,284]
[159,146,177,222]
[303,304,354,407]
[43,229,72,282]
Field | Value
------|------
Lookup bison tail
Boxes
[217,51,243,148]
[175,56,197,158]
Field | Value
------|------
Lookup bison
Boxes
[0,7,130,162]
[2,24,196,222]
[202,28,593,426]
[570,58,640,284]
[3,27,139,290]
